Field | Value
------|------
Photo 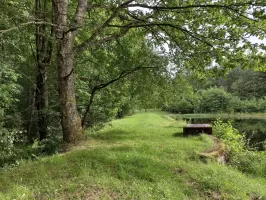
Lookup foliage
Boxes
[88,88,129,126]
[76,31,170,127]
[0,0,266,145]
[0,65,21,110]
[0,126,16,166]
[258,97,266,112]
[0,132,62,168]
[200,87,234,113]
[166,97,199,114]
[0,63,22,166]
[213,120,266,177]
[228,97,266,113]
[231,70,266,99]
[163,76,200,114]
[166,79,266,114]
[213,120,245,155]
[30,134,62,156]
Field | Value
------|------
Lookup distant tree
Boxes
[200,87,233,113]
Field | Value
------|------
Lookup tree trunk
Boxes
[35,68,48,140]
[35,0,52,140]
[54,0,86,143]
[57,35,83,143]
[27,86,38,142]
[82,90,96,128]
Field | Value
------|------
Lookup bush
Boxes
[213,120,245,156]
[229,96,244,113]
[213,120,266,177]
[257,97,266,112]
[116,102,134,118]
[165,95,199,114]
[242,99,259,113]
[0,64,23,167]
[229,97,265,113]
[0,126,16,166]
[200,87,233,113]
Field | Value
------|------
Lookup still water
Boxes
[183,117,266,151]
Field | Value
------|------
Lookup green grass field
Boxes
[1,112,266,199]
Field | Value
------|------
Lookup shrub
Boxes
[0,126,16,166]
[257,97,266,112]
[213,120,245,157]
[0,64,22,167]
[165,95,199,114]
[242,99,259,113]
[213,120,266,177]
[200,87,233,113]
[229,96,244,113]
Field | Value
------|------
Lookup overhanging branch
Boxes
[108,23,214,47]
[81,62,158,127]
[0,21,59,35]
[75,1,134,53]
[125,2,265,11]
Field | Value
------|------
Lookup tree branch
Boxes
[126,2,265,11]
[70,0,88,31]
[80,28,130,51]
[75,1,134,53]
[81,63,157,128]
[108,23,214,47]
[0,21,59,35]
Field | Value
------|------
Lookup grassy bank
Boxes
[170,112,266,120]
[1,112,266,199]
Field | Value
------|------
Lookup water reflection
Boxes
[183,117,266,151]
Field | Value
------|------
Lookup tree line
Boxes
[164,69,266,114]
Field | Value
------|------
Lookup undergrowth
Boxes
[213,120,266,177]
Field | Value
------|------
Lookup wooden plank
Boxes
[186,124,211,128]
[183,124,212,135]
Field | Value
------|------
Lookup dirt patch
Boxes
[78,188,120,200]
[185,179,225,200]
[199,135,227,164]
[54,187,121,200]
[206,190,223,200]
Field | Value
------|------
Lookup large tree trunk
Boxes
[35,0,50,140]
[54,0,87,143]
[57,35,83,143]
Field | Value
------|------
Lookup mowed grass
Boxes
[1,112,266,199]
[171,112,266,120]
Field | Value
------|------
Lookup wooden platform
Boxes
[183,124,212,135]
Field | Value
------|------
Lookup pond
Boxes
[183,117,266,151]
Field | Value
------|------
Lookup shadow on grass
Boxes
[173,131,206,138]
[173,131,184,137]
[88,129,132,142]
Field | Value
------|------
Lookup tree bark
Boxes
[35,0,51,140]
[35,67,49,140]
[57,35,83,143]
[27,86,38,142]
[82,90,95,128]
[53,0,87,143]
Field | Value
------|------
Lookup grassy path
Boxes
[1,112,266,199]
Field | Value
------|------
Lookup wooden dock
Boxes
[183,124,212,135]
